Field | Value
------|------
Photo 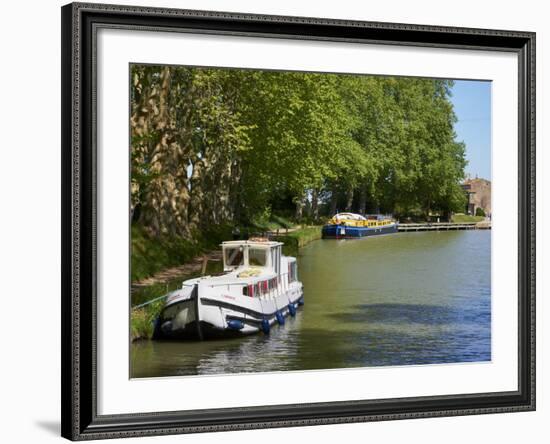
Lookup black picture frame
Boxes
[61,2,536,440]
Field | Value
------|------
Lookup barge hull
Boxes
[322,223,398,239]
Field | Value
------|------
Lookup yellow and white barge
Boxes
[322,213,398,239]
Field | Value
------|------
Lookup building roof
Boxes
[463,177,491,186]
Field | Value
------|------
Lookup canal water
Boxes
[131,230,491,378]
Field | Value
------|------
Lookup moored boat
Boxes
[153,238,303,340]
[322,213,398,239]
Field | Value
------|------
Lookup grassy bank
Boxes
[278,226,323,257]
[250,214,294,232]
[131,224,232,283]
[131,258,225,341]
[132,259,223,306]
[131,299,165,342]
[451,214,485,223]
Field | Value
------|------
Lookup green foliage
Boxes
[475,207,486,217]
[130,65,469,242]
[131,224,231,282]
[279,227,323,257]
[130,299,165,341]
[451,214,485,223]
[250,212,295,232]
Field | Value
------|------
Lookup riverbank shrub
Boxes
[249,213,295,232]
[475,207,486,217]
[279,226,322,256]
[131,224,232,282]
[131,299,165,341]
[451,214,485,223]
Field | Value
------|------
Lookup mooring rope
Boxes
[132,293,171,310]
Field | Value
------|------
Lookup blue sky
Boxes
[449,80,492,180]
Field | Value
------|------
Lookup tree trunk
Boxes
[330,186,338,215]
[130,65,195,238]
[230,160,243,224]
[424,203,431,221]
[358,186,368,215]
[345,187,354,212]
[295,194,306,220]
[188,157,205,231]
[311,188,319,221]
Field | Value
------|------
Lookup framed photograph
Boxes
[61,2,535,440]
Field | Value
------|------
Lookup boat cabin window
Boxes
[225,247,244,267]
[248,248,268,266]
[271,247,279,274]
[288,261,298,283]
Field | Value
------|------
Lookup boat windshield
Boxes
[225,247,244,267]
[248,248,268,266]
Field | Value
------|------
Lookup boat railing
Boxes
[211,271,293,299]
[208,281,248,287]
[134,270,295,310]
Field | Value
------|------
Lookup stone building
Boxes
[462,178,491,217]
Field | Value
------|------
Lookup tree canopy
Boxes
[130,65,467,237]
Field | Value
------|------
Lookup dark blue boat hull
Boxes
[322,223,398,239]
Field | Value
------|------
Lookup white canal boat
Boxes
[153,238,304,340]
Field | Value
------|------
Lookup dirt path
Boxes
[131,250,223,292]
[264,226,299,237]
